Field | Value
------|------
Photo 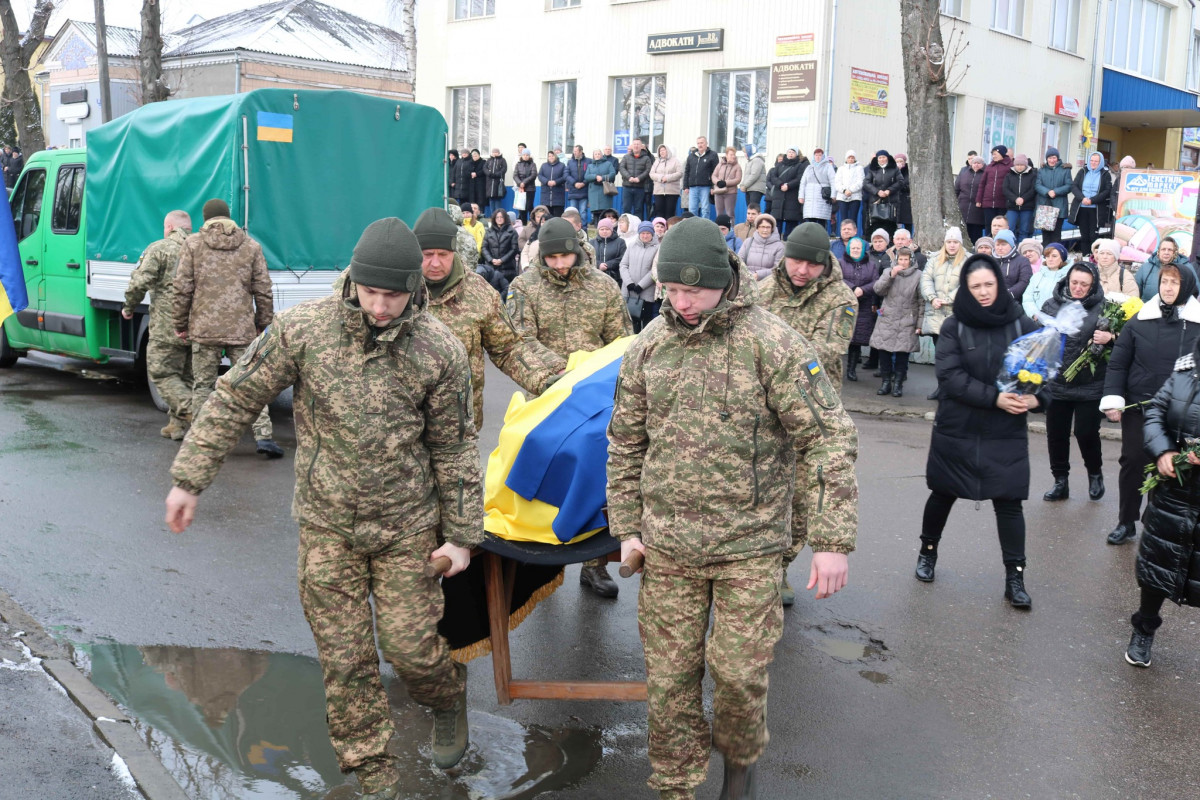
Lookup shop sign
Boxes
[771,61,817,103]
[646,29,724,54]
[775,34,814,57]
[1114,170,1200,259]
[1054,96,1080,119]
[849,68,889,117]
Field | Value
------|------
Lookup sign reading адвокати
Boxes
[771,61,817,103]
[647,29,724,54]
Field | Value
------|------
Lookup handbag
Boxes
[513,191,527,211]
[626,294,644,320]
[870,201,896,222]
[1035,204,1060,231]
[821,186,833,202]
[603,179,618,197]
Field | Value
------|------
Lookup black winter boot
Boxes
[1107,522,1137,545]
[1125,629,1155,667]
[876,376,893,396]
[718,757,758,800]
[1088,472,1105,500]
[915,542,937,582]
[1004,563,1032,609]
[891,375,905,397]
[845,353,858,382]
[1043,476,1069,501]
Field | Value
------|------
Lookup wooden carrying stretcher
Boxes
[427,530,646,705]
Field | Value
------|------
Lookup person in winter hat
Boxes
[1003,154,1038,241]
[835,150,864,230]
[975,145,1013,240]
[1035,146,1073,247]
[992,229,1032,301]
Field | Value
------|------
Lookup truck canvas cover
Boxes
[85,89,447,272]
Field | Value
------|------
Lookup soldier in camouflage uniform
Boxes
[446,201,479,267]
[414,207,566,426]
[122,210,194,439]
[607,218,858,800]
[561,207,596,269]
[172,199,282,458]
[507,216,631,597]
[166,218,482,800]
[757,221,857,606]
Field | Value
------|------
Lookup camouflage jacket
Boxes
[429,259,567,426]
[506,255,631,360]
[758,256,857,390]
[123,228,188,342]
[173,218,273,346]
[607,267,859,565]
[170,286,484,548]
[446,203,479,266]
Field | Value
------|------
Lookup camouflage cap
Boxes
[538,217,579,257]
[349,217,423,293]
[414,207,458,252]
[656,217,731,289]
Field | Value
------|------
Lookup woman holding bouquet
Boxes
[1039,262,1110,502]
[1100,265,1200,545]
[916,255,1044,608]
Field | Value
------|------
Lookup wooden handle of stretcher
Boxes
[424,556,452,578]
[618,551,644,578]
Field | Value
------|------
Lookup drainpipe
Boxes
[1188,1,1198,92]
[824,0,838,150]
[234,51,242,94]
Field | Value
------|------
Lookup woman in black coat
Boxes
[1100,264,1200,544]
[955,155,986,241]
[454,150,473,204]
[864,150,903,241]
[1125,341,1200,667]
[1039,262,1112,502]
[447,150,460,201]
[769,148,805,238]
[917,255,1045,608]
[465,149,488,212]
[763,153,784,216]
[538,152,567,217]
[481,208,520,282]
[512,149,539,224]
[895,153,913,237]
[484,148,508,217]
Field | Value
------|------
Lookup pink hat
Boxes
[597,218,615,233]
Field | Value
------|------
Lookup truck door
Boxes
[6,166,47,350]
[41,163,88,356]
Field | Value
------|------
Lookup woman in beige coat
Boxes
[650,144,683,220]
[712,146,743,220]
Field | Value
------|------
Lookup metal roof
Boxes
[1100,68,1200,129]
[71,21,142,58]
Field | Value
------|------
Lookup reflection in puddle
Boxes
[79,643,603,799]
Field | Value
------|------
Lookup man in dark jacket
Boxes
[566,145,591,224]
[684,136,720,220]
[619,138,654,216]
[1003,154,1038,242]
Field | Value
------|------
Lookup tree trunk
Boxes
[139,0,169,103]
[899,0,964,247]
[0,0,54,155]
[387,0,416,94]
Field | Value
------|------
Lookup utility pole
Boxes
[94,0,112,122]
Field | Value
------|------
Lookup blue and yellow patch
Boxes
[807,361,822,375]
[256,111,294,143]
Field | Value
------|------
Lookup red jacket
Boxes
[974,155,1012,208]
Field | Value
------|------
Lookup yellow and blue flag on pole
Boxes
[484,337,634,545]
[0,190,27,325]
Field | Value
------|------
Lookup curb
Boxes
[843,401,1125,442]
[0,588,189,800]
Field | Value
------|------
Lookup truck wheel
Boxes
[0,327,18,368]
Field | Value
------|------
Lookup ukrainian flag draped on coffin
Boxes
[0,190,27,325]
[484,337,635,545]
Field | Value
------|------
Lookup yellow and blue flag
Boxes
[256,111,294,143]
[484,337,634,545]
[0,190,27,325]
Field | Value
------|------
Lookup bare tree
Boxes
[899,0,969,244]
[139,0,170,103]
[387,0,416,91]
[0,0,54,154]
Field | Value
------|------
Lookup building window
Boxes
[612,75,666,153]
[708,69,769,155]
[1189,30,1200,91]
[546,80,577,153]
[982,102,1019,153]
[550,0,581,7]
[450,85,490,151]
[940,0,963,17]
[1040,116,1071,162]
[1049,0,1080,52]
[992,0,1025,36]
[453,0,495,20]
[1106,0,1170,81]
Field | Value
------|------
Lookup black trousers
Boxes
[745,191,763,212]
[778,219,801,239]
[1041,217,1066,248]
[981,207,1006,234]
[921,491,1026,565]
[879,350,910,378]
[966,223,987,243]
[1132,588,1168,634]
[547,205,564,218]
[1118,408,1151,525]
[1076,207,1100,255]
[1045,398,1104,478]
[652,194,678,220]
[516,189,536,223]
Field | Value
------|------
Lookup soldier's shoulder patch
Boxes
[237,327,271,366]
[837,304,857,339]
[803,358,840,409]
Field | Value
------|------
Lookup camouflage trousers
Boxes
[190,343,273,440]
[146,336,192,426]
[638,549,783,796]
[298,522,466,793]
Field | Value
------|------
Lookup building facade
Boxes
[417,0,1199,173]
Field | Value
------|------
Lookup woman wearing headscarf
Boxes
[1100,264,1200,545]
[711,146,743,220]
[840,234,881,381]
[585,148,618,226]
[770,148,805,239]
[538,151,567,217]
[1023,243,1071,324]
[974,145,1013,238]
[956,155,987,242]
[1135,237,1197,303]
[739,144,768,212]
[1070,151,1112,256]
[512,148,539,223]
[916,255,1044,608]
[738,213,784,282]
[1038,261,1110,503]
[835,150,865,230]
[1123,334,1200,668]
[617,212,642,246]
[519,205,549,269]
[484,147,508,218]
[650,144,683,220]
[973,236,995,257]
[863,150,902,241]
[1092,239,1138,296]
[1035,147,1073,248]
[592,217,626,286]
[894,153,914,237]
[799,147,837,228]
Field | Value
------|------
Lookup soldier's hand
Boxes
[165,487,199,534]
[121,309,134,320]
[430,542,471,578]
[619,537,646,574]
[807,552,848,599]
[175,330,189,341]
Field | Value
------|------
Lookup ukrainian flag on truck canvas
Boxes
[0,191,27,325]
[256,111,294,142]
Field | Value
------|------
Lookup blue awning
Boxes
[1100,68,1200,128]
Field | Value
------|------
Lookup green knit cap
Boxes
[349,218,423,293]
[785,222,832,264]
[414,207,458,251]
[538,217,579,257]
[202,198,230,221]
[657,217,732,289]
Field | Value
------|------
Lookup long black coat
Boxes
[465,156,488,209]
[896,165,913,229]
[1040,263,1108,402]
[1138,365,1200,605]
[484,156,508,199]
[447,153,460,199]
[482,224,520,280]
[769,157,806,221]
[863,157,903,223]
[1103,292,1200,408]
[592,233,627,285]
[1069,167,1113,227]
[955,166,985,226]
[454,157,474,203]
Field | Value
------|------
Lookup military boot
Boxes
[580,562,619,598]
[359,781,401,800]
[256,439,285,459]
[781,574,795,607]
[160,419,188,441]
[845,353,858,382]
[717,758,758,800]
[891,374,905,397]
[431,687,469,770]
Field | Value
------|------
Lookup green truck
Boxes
[0,89,448,408]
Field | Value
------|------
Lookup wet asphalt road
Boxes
[2,352,1200,799]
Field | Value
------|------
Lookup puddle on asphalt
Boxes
[802,624,891,684]
[76,642,603,799]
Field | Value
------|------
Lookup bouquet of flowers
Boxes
[1061,293,1144,382]
[996,301,1087,394]
[1140,437,1200,495]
